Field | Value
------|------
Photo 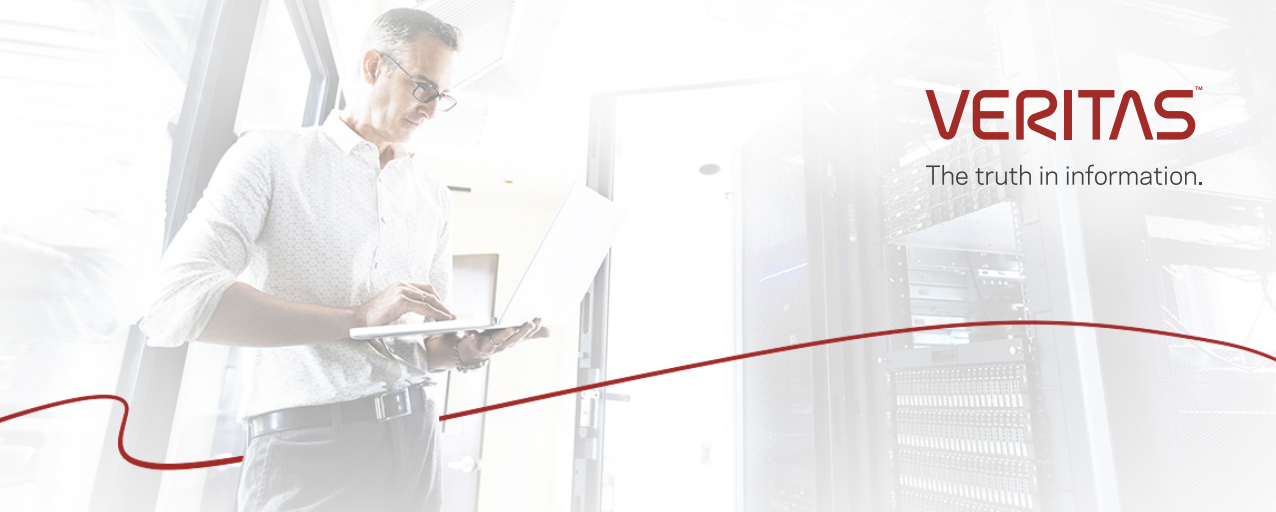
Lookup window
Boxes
[0,1,201,510]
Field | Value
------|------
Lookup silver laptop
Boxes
[350,185,626,340]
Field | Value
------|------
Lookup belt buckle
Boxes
[373,388,413,421]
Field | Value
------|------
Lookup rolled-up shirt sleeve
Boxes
[140,133,273,347]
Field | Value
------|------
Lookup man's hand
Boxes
[453,319,551,367]
[352,281,454,328]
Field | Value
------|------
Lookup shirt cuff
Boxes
[139,271,238,348]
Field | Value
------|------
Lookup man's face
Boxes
[366,34,456,144]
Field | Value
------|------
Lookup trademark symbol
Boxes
[1195,85,1203,91]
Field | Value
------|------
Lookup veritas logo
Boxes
[926,90,1195,141]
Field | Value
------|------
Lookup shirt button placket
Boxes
[373,165,385,272]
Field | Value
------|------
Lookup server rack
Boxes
[1045,1,1276,511]
[737,99,819,512]
[1061,2,1276,508]
[820,1,1276,512]
[822,1,1123,510]
[580,2,1276,511]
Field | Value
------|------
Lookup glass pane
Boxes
[602,80,802,512]
[159,0,316,509]
[156,343,244,511]
[233,0,311,132]
[0,1,198,509]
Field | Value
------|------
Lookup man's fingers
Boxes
[488,327,518,349]
[482,326,520,352]
[508,322,535,342]
[522,319,542,339]
[497,319,542,351]
[517,319,550,342]
[413,300,454,321]
[406,299,454,321]
[417,294,454,319]
[404,281,436,294]
[402,282,448,308]
[404,287,453,319]
[475,319,547,355]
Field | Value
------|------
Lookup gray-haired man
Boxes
[142,9,545,511]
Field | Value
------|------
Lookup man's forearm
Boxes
[422,333,490,371]
[424,334,458,370]
[197,282,359,347]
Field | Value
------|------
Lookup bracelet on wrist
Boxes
[452,341,487,373]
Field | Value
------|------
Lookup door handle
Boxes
[447,455,479,473]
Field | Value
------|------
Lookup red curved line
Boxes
[439,319,1276,421]
[0,394,243,470]
[3,320,1270,469]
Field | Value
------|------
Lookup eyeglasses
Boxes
[378,52,458,112]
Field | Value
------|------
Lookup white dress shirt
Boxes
[140,112,452,419]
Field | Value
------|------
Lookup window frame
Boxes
[88,1,340,510]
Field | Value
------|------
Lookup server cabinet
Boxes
[825,1,1276,512]
[824,1,1123,510]
[577,2,1276,511]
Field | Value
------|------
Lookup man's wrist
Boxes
[346,306,367,330]
[452,339,486,373]
[339,308,364,340]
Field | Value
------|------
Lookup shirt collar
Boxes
[322,110,375,156]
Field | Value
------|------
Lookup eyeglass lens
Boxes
[413,84,457,112]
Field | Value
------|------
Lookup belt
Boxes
[247,385,429,438]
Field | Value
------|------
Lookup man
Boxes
[141,9,545,511]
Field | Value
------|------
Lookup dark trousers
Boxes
[237,397,442,512]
